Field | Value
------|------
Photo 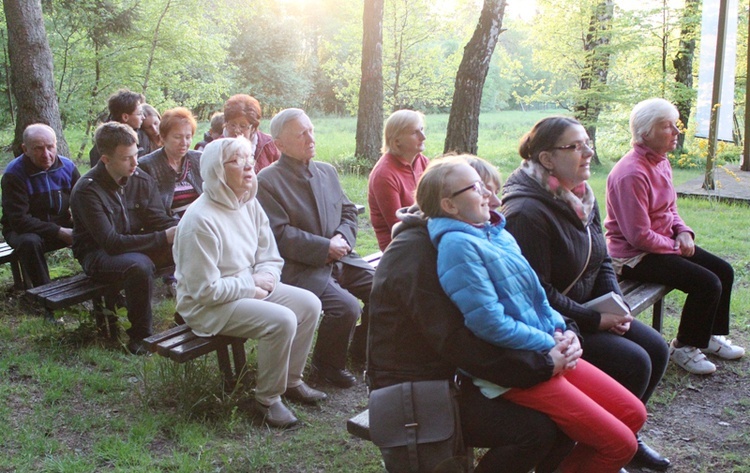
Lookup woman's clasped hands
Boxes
[551,330,583,375]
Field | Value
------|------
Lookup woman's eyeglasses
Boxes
[550,139,594,152]
[450,180,488,198]
[224,156,256,168]
[225,123,254,133]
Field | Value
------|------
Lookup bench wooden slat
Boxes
[624,283,672,317]
[347,409,371,441]
[0,242,24,290]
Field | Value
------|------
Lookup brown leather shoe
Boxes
[255,400,298,428]
[284,382,328,404]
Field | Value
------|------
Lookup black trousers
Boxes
[621,245,734,348]
[313,262,374,369]
[459,379,573,473]
[6,231,67,288]
[581,319,669,406]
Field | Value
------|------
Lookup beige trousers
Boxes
[220,282,321,405]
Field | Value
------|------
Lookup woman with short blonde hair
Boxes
[368,109,429,250]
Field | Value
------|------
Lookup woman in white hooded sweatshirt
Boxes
[173,137,323,429]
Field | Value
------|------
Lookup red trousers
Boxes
[503,359,646,473]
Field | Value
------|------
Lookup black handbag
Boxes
[368,380,472,473]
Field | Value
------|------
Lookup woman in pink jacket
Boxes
[605,98,744,375]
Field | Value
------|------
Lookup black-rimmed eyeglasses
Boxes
[450,181,487,198]
[550,139,594,152]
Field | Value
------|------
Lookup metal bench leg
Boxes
[216,344,235,390]
[652,298,664,333]
[230,341,247,386]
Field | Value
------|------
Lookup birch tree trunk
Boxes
[444,0,507,155]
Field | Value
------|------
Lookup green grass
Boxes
[2,111,749,471]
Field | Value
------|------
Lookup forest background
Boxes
[0,0,747,169]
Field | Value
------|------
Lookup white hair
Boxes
[630,98,679,147]
[269,108,307,139]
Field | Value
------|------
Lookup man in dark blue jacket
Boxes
[71,122,177,355]
[1,124,80,288]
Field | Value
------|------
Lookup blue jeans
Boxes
[81,249,172,341]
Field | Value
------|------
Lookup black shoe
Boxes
[629,437,671,471]
[310,363,356,388]
[126,339,152,356]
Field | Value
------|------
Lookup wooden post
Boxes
[703,0,729,190]
[743,0,750,171]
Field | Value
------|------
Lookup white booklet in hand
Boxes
[582,291,629,315]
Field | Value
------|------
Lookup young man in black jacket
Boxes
[71,122,177,355]
[367,205,577,473]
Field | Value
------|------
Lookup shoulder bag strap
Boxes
[561,226,592,296]
[401,382,420,471]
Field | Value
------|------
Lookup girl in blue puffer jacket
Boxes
[419,155,646,473]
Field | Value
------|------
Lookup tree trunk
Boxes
[355,0,384,164]
[672,0,699,151]
[444,0,507,155]
[3,0,69,157]
[573,0,614,166]
[142,0,172,95]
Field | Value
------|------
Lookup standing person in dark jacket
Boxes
[1,124,80,288]
[502,116,671,471]
[71,122,177,355]
[368,204,575,473]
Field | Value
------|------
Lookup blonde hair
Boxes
[416,156,469,218]
[464,155,502,190]
[382,109,425,154]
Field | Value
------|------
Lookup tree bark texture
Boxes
[672,0,699,151]
[444,0,507,155]
[573,0,614,166]
[355,0,384,164]
[3,0,69,157]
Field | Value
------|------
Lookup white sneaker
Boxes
[704,335,745,360]
[669,340,716,374]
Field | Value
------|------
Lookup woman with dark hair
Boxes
[138,107,203,218]
[606,98,743,375]
[222,94,280,173]
[501,116,671,471]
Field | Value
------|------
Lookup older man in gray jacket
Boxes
[257,108,373,389]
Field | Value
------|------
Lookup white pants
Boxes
[219,282,321,405]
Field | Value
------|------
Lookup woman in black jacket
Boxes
[368,204,575,473]
[501,116,670,471]
[138,107,203,218]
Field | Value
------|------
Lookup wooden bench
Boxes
[143,323,248,389]
[618,279,672,333]
[0,242,24,290]
[347,252,673,444]
[25,265,175,328]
